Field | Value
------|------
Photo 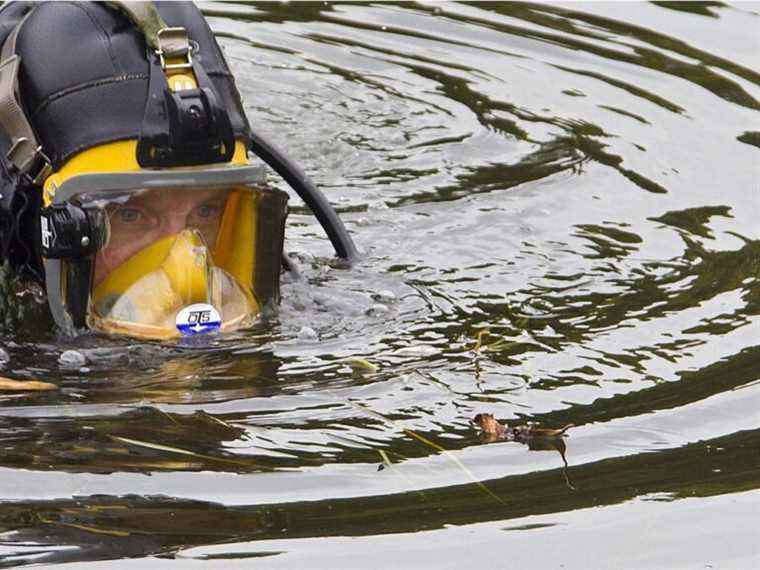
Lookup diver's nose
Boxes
[162,211,192,237]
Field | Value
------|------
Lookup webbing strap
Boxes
[105,1,168,50]
[106,2,191,69]
[0,7,50,183]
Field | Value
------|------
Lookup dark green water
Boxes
[1,2,759,567]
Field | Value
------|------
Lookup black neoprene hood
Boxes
[0,0,251,170]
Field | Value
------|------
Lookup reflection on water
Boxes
[1,1,759,567]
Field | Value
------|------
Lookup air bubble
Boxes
[59,350,87,367]
[297,326,318,341]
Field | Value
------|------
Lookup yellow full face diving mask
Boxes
[41,165,288,339]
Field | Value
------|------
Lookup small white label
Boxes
[175,303,222,336]
[41,216,55,249]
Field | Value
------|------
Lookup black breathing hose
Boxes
[248,131,358,264]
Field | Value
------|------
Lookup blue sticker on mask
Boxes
[176,303,222,336]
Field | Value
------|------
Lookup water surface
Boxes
[1,1,759,567]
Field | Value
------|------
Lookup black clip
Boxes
[39,203,108,259]
[136,50,235,168]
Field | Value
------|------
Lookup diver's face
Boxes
[94,187,229,286]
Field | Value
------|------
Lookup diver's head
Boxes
[0,1,291,339]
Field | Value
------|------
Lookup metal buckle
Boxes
[6,138,52,184]
[31,149,53,185]
[156,27,193,71]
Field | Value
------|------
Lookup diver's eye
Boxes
[116,208,143,223]
[195,204,221,219]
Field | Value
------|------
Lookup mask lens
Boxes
[85,185,275,339]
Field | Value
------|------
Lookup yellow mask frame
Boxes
[41,158,288,339]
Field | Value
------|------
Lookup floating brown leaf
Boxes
[471,414,577,491]
[471,413,508,441]
[514,423,574,440]
[0,376,57,391]
[471,414,573,442]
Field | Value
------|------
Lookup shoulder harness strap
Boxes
[0,6,51,185]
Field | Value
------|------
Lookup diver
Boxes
[0,1,356,339]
